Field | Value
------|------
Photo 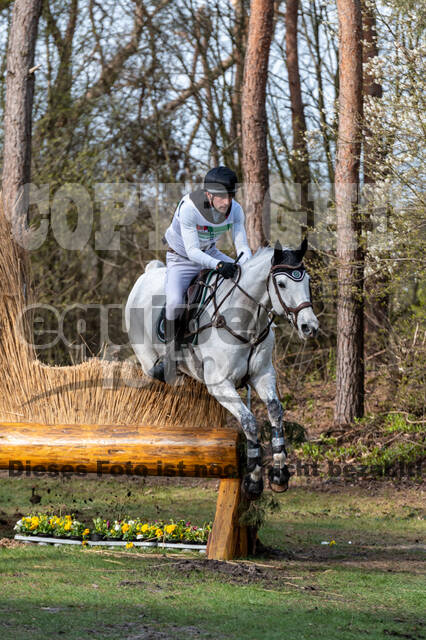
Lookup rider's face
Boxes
[206,191,233,213]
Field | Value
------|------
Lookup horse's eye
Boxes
[278,281,286,288]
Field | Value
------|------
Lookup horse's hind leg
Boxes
[251,369,290,492]
[204,377,264,500]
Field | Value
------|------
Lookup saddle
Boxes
[156,269,216,345]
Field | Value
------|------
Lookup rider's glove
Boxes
[216,261,238,279]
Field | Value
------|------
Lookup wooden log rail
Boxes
[0,421,247,560]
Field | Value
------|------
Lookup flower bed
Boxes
[14,514,211,549]
[14,515,87,539]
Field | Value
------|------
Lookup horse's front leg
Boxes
[204,377,263,500]
[250,368,291,492]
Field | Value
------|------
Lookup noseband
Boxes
[267,262,313,328]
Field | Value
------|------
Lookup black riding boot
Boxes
[148,318,179,384]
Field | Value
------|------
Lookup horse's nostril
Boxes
[301,323,310,335]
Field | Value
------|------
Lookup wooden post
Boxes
[207,478,248,560]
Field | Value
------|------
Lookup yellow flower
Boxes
[64,522,71,531]
[121,523,130,533]
[155,529,163,537]
[82,528,90,536]
[125,542,134,549]
[141,524,149,533]
[81,540,88,546]
[329,540,336,546]
[165,524,177,534]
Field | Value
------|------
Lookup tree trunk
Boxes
[1,0,42,251]
[241,0,275,251]
[334,0,364,425]
[229,0,248,173]
[285,0,313,229]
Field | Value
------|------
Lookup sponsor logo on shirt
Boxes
[196,223,232,240]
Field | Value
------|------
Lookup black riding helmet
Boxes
[203,166,238,196]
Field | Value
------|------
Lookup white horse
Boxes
[125,239,319,499]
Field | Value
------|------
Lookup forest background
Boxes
[0,0,424,452]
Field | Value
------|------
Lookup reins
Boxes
[187,260,313,345]
[183,259,313,386]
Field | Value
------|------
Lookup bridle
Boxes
[189,260,314,346]
[185,259,314,387]
[267,262,313,328]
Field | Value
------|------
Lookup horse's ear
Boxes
[297,236,308,260]
[272,240,283,265]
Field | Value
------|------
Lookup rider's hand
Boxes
[216,261,238,279]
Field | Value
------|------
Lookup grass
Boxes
[0,474,425,640]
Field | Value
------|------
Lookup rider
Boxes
[149,166,252,383]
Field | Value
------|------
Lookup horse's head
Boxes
[268,238,319,339]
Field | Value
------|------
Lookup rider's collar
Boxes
[271,262,306,281]
[189,189,232,223]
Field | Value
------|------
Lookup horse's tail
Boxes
[145,259,165,271]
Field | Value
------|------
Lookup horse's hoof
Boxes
[242,475,264,501]
[268,466,291,493]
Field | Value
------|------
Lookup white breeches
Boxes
[165,248,231,321]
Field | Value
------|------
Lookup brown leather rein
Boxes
[184,260,313,387]
[187,260,313,347]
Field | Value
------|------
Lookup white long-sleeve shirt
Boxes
[164,190,252,269]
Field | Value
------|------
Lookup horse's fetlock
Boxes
[249,464,262,482]
[273,451,286,467]
[247,456,262,472]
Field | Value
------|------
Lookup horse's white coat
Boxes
[125,247,319,490]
